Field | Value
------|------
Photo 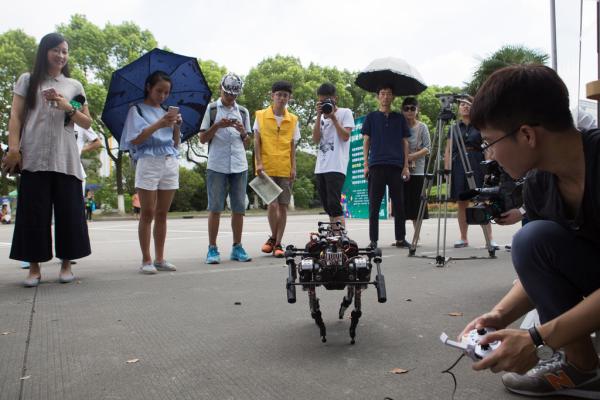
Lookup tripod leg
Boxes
[308,288,326,343]
[480,223,496,257]
[339,286,354,319]
[411,116,449,258]
[349,288,363,344]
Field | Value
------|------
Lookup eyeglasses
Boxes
[403,106,417,112]
[480,124,538,152]
[481,129,518,153]
[481,123,540,151]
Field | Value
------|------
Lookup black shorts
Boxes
[316,172,345,217]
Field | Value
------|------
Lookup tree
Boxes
[0,29,37,136]
[241,55,357,146]
[295,150,318,205]
[293,176,314,209]
[0,29,36,195]
[199,59,227,100]
[57,15,158,213]
[182,59,228,167]
[466,45,549,95]
[171,167,204,211]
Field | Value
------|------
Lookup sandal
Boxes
[454,239,469,248]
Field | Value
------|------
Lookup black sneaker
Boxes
[369,241,378,249]
[392,239,411,248]
[502,352,600,398]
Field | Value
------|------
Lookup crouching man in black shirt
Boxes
[459,64,600,399]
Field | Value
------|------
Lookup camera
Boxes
[460,160,523,225]
[320,98,336,115]
[435,93,469,111]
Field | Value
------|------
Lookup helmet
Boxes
[220,73,243,96]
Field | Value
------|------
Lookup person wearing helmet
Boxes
[199,73,252,264]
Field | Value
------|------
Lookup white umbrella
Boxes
[355,57,427,96]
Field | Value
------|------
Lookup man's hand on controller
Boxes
[459,310,505,339]
[473,328,538,374]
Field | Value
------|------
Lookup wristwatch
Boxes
[66,107,77,117]
[528,325,555,360]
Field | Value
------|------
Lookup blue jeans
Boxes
[206,169,248,213]
[512,220,600,323]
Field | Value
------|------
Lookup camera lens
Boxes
[321,99,334,114]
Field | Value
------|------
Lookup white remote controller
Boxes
[440,328,501,361]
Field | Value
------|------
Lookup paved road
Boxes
[0,215,575,400]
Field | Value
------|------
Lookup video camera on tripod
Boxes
[435,93,470,109]
[460,160,523,225]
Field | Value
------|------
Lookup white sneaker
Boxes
[153,260,176,271]
[140,263,157,274]
[489,241,501,250]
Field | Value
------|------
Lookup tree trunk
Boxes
[115,151,125,214]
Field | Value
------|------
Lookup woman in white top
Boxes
[5,32,92,287]
[120,70,181,274]
[401,97,431,228]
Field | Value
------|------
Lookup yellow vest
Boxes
[255,106,298,177]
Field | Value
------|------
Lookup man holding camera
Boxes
[362,86,411,249]
[312,83,355,230]
[199,73,252,264]
[461,65,600,398]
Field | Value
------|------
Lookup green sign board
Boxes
[341,116,388,219]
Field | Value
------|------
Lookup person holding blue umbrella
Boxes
[120,70,181,274]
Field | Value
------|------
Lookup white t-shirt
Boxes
[253,117,301,144]
[74,125,100,179]
[314,107,355,174]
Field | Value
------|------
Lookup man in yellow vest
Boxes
[254,81,300,257]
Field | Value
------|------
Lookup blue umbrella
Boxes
[101,48,212,143]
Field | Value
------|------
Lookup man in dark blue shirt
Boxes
[460,65,600,399]
[362,86,411,248]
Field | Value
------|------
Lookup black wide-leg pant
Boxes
[10,171,91,262]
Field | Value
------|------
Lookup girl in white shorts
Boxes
[121,70,181,274]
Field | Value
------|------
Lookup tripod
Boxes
[408,95,496,267]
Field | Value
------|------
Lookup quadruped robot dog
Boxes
[284,222,387,344]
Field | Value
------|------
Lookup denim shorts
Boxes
[135,156,179,191]
[207,169,248,213]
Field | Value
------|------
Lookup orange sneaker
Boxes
[261,237,276,253]
[273,244,285,258]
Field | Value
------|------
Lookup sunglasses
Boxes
[403,106,417,112]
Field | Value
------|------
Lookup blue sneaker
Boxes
[205,245,221,264]
[230,244,251,262]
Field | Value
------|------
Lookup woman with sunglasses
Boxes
[400,97,431,230]
[444,96,497,249]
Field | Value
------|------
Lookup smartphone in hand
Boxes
[42,87,57,99]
